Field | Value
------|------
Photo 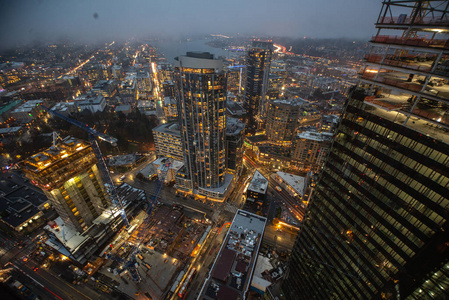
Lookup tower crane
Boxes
[42,106,130,227]
[125,159,172,282]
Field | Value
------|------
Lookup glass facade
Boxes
[175,52,227,189]
[245,41,273,130]
[282,1,449,299]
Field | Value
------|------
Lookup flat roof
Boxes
[297,131,333,142]
[153,122,180,136]
[11,99,44,113]
[247,170,268,194]
[201,210,267,300]
[0,127,22,134]
[226,117,245,135]
[212,248,237,282]
[0,100,23,115]
[276,172,307,196]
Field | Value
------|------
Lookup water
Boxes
[152,38,229,64]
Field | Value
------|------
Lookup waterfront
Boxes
[152,38,229,63]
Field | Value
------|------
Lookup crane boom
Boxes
[42,106,129,227]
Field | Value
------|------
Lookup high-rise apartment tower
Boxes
[174,52,227,191]
[245,41,273,131]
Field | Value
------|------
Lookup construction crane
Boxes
[125,159,172,282]
[42,106,130,227]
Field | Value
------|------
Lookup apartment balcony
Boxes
[376,15,449,28]
[371,35,449,50]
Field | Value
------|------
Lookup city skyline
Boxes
[0,1,448,299]
[0,0,383,49]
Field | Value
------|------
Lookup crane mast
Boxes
[42,106,130,227]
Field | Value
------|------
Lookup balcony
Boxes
[371,35,449,50]
[376,15,449,27]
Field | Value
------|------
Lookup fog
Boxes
[0,0,382,48]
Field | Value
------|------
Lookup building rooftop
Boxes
[163,97,176,106]
[0,127,22,135]
[108,153,138,167]
[114,104,131,112]
[226,101,246,116]
[246,134,267,144]
[174,52,223,71]
[247,170,268,195]
[271,98,302,107]
[21,136,95,191]
[153,122,180,136]
[297,131,333,142]
[276,172,307,197]
[226,117,245,135]
[0,100,23,115]
[200,210,267,300]
[75,95,105,105]
[11,99,44,113]
[51,102,75,113]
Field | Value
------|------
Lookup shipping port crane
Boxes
[42,106,130,227]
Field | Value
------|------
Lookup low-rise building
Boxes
[0,174,51,232]
[200,210,267,300]
[226,100,246,117]
[114,104,132,115]
[274,171,311,203]
[0,126,23,138]
[0,99,23,123]
[246,170,268,210]
[75,95,106,113]
[50,102,77,116]
[91,80,117,99]
[10,99,45,123]
[152,122,183,161]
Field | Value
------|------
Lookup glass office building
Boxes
[282,1,449,299]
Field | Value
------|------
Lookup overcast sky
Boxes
[1,0,383,48]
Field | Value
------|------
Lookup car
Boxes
[33,267,38,272]
[164,258,169,264]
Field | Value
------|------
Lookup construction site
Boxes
[100,204,210,299]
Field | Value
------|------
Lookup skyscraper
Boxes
[174,52,232,200]
[22,136,111,233]
[282,1,449,299]
[245,41,273,131]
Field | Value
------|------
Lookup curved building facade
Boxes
[174,52,226,189]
